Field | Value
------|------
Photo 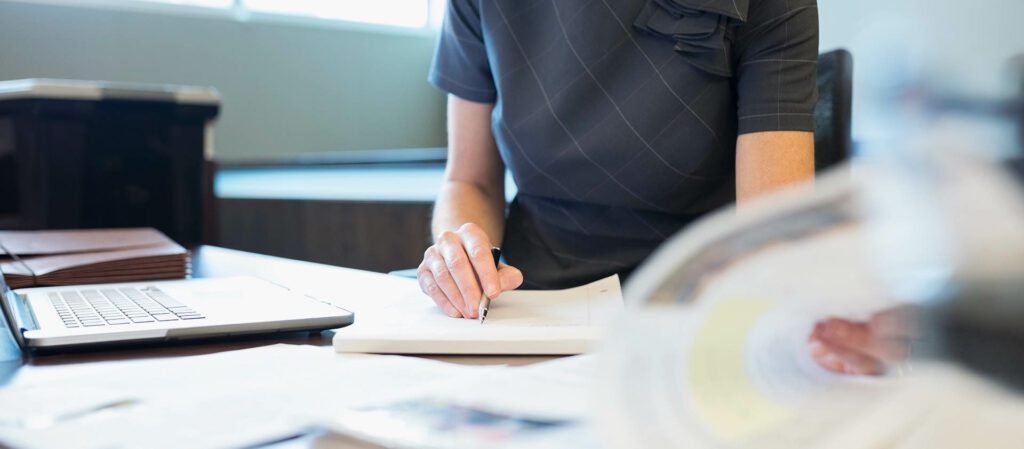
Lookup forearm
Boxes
[432,180,506,244]
[736,131,815,203]
[431,94,506,243]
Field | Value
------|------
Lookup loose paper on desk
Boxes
[0,344,496,449]
[333,275,623,355]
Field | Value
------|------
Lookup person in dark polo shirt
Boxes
[418,0,818,315]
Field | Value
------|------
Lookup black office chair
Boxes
[1017,62,1024,158]
[1005,67,1024,183]
[814,49,854,172]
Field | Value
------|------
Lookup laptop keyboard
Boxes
[48,287,205,328]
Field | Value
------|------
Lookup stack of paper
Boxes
[0,228,189,288]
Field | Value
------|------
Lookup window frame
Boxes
[2,0,444,36]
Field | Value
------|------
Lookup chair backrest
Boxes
[1018,65,1024,151]
[814,49,854,172]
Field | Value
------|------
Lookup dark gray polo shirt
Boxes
[430,0,819,289]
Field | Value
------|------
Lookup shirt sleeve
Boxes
[733,0,819,135]
[428,0,497,103]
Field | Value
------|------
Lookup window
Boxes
[32,0,446,30]
[135,0,231,7]
[246,0,431,29]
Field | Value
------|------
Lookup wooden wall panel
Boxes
[217,198,433,273]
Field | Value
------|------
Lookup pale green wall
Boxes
[0,1,447,162]
[2,0,1020,160]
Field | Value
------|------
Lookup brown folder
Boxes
[0,228,190,289]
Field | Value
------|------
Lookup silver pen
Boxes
[478,247,502,324]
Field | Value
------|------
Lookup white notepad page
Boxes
[333,275,623,355]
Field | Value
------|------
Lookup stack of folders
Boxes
[0,228,190,289]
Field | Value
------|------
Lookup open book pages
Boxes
[333,275,624,355]
[593,298,892,449]
[597,297,1024,449]
[592,148,1024,448]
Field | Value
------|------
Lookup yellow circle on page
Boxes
[686,297,792,443]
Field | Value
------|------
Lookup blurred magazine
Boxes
[595,146,1024,448]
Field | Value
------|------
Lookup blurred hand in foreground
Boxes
[809,307,916,375]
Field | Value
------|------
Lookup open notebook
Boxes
[333,275,624,355]
[0,228,189,289]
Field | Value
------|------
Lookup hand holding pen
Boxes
[416,223,523,320]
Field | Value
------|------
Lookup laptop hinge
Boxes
[1,288,31,351]
[5,289,39,333]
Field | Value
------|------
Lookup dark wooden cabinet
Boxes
[0,80,220,247]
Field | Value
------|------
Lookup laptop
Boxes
[1,272,354,351]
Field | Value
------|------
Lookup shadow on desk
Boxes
[13,332,336,368]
